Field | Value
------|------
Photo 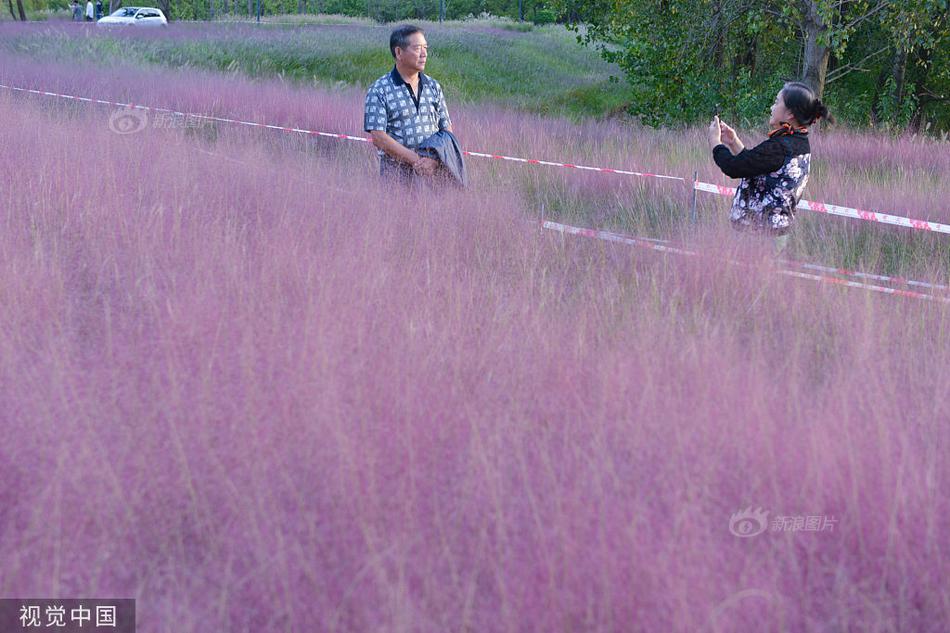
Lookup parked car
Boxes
[96,6,167,26]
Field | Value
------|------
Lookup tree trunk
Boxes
[907,47,934,134]
[892,48,908,108]
[247,0,251,16]
[15,0,26,20]
[869,62,889,126]
[709,1,725,70]
[801,1,830,97]
[7,0,17,19]
[296,0,303,13]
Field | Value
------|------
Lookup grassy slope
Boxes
[0,15,630,118]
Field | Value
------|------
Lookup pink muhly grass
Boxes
[0,54,949,632]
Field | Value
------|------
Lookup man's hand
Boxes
[413,157,439,176]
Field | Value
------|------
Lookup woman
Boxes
[708,82,832,250]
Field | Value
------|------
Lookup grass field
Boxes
[1,21,949,633]
[0,16,629,119]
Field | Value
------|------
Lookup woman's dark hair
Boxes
[390,25,424,58]
[781,82,834,125]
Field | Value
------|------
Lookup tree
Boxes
[554,0,949,131]
[775,0,891,97]
[554,0,778,125]
[882,0,950,130]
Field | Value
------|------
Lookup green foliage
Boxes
[878,76,920,128]
[11,0,949,133]
[532,7,555,24]
[551,0,950,133]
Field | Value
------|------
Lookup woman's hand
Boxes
[718,120,744,154]
[708,116,722,147]
[719,120,737,145]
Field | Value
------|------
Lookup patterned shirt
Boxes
[713,132,811,235]
[364,67,452,172]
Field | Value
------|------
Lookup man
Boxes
[84,0,94,21]
[364,25,453,184]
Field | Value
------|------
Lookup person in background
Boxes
[95,0,103,20]
[84,0,94,21]
[708,82,832,253]
[364,25,453,186]
[71,0,82,21]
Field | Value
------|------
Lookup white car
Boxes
[97,6,167,26]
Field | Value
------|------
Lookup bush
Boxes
[532,7,555,24]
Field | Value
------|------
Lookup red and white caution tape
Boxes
[777,259,949,293]
[0,82,680,183]
[694,182,739,197]
[542,219,950,304]
[694,180,950,235]
[541,218,950,293]
[543,221,699,257]
[4,81,948,235]
[0,81,375,141]
[772,268,949,300]
[464,150,684,181]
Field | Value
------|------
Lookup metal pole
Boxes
[689,170,698,225]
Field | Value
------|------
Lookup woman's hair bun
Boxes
[814,99,834,124]
[782,82,834,125]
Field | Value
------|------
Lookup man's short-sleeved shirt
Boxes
[364,67,452,157]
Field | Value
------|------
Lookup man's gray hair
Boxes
[390,25,424,58]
